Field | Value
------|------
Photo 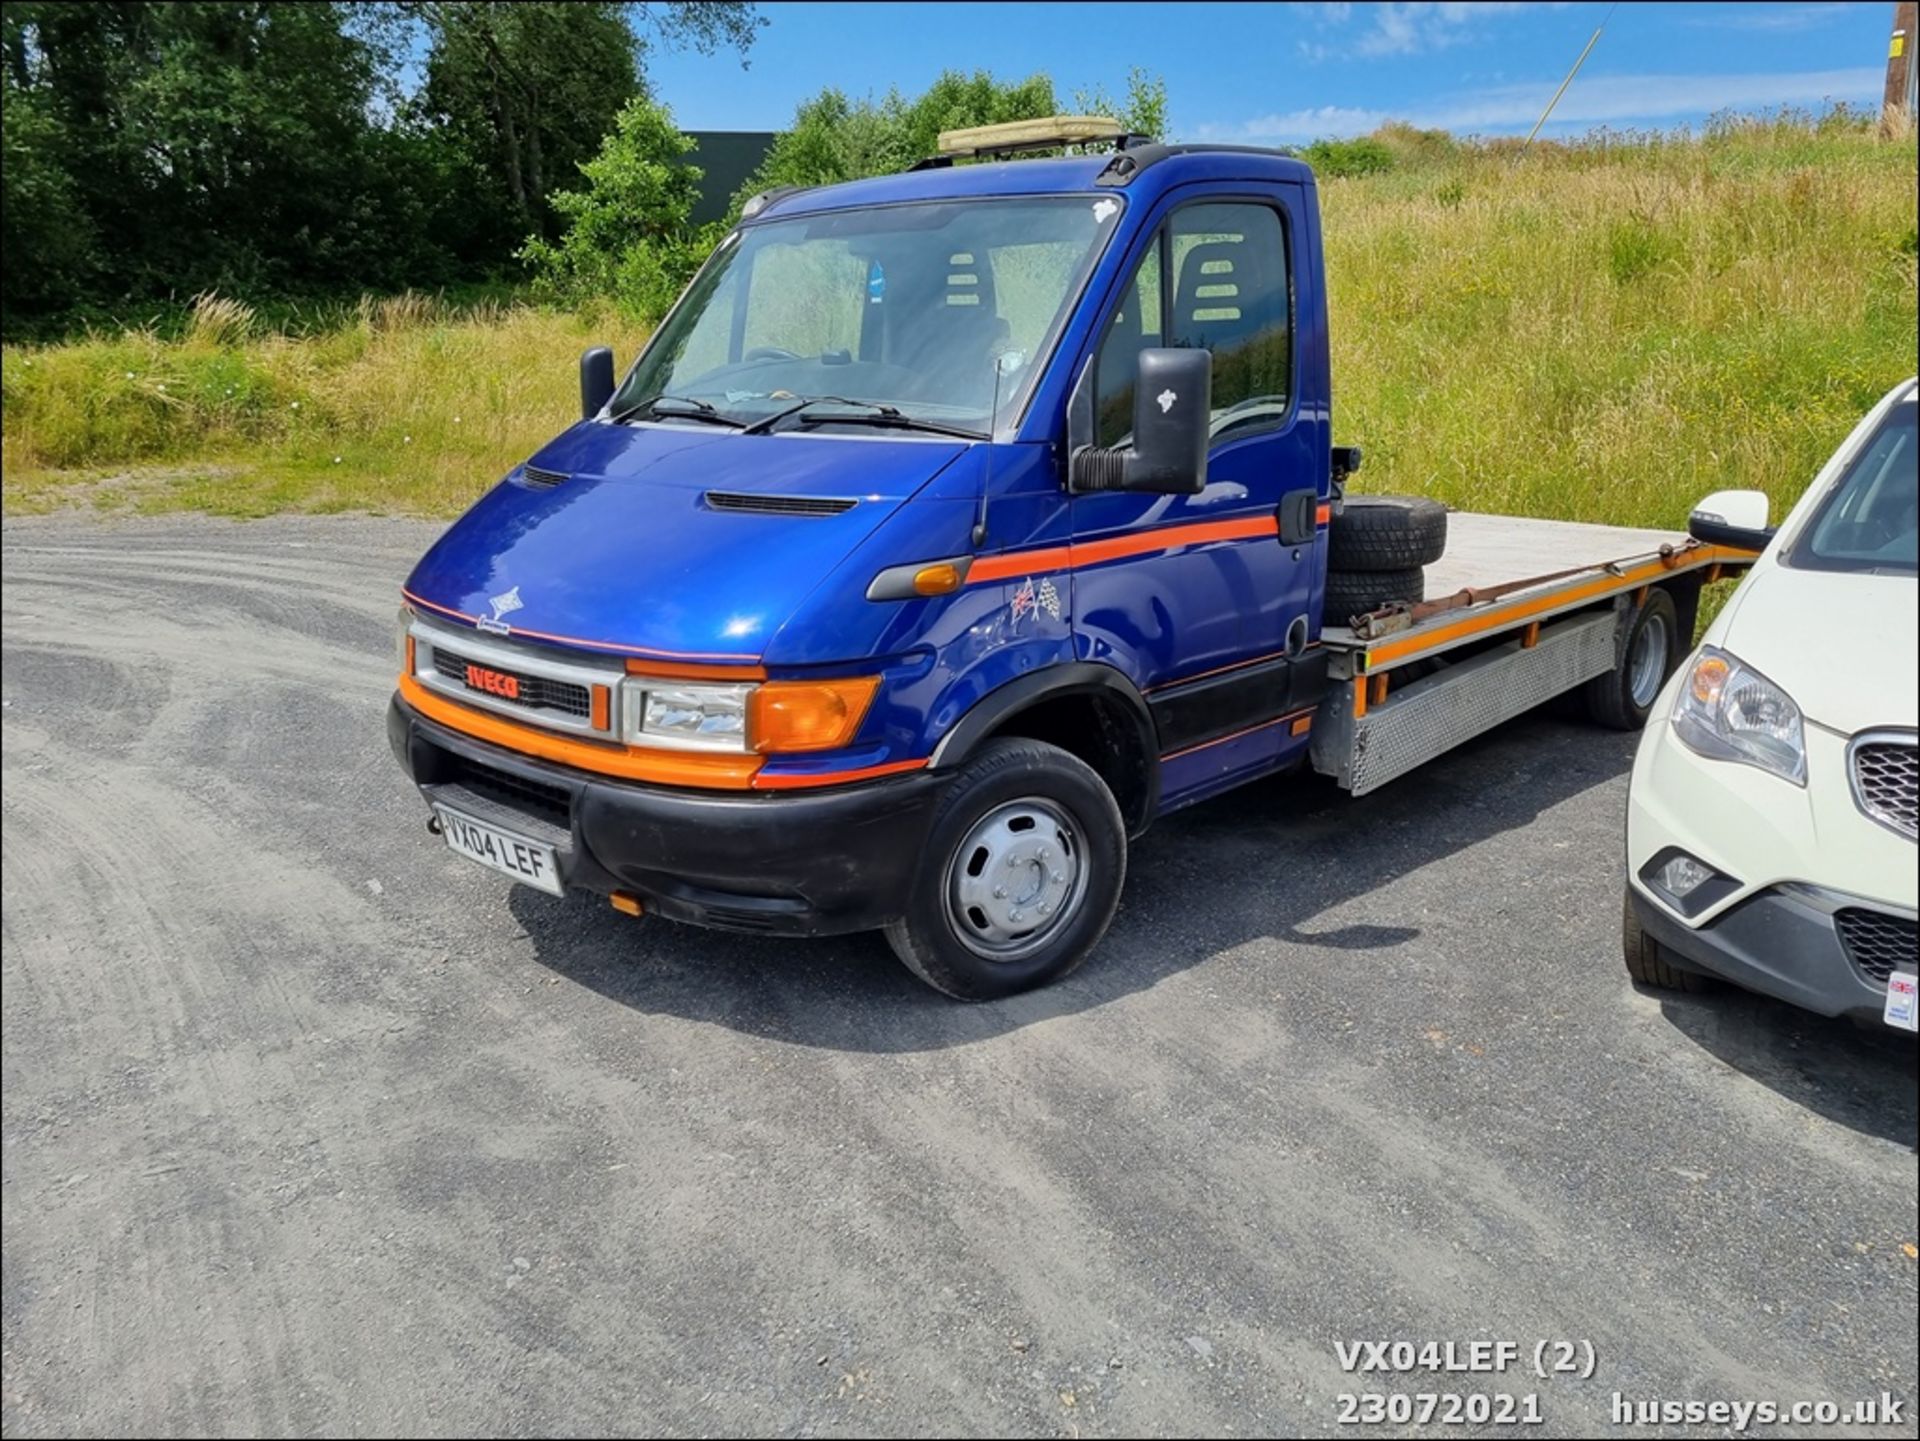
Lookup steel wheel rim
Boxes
[1629,611,1670,707]
[943,797,1087,962]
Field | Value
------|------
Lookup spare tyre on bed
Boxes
[1327,495,1448,570]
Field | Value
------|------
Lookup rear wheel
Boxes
[1584,587,1679,730]
[1324,565,1425,626]
[885,739,1127,1000]
[1327,494,1448,570]
[1622,888,1713,992]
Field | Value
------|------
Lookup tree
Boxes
[519,93,710,319]
[737,67,1169,209]
[412,1,759,243]
[2,1,411,305]
[1,72,96,326]
[1073,66,1169,143]
[0,1,763,331]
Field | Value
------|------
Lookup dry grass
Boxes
[4,114,1915,527]
[3,292,652,517]
[1325,114,1917,527]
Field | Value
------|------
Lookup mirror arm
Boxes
[1070,446,1127,492]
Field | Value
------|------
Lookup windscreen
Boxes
[1787,399,1918,574]
[610,196,1123,434]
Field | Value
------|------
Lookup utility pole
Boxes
[1885,1,1917,132]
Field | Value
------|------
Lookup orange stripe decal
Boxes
[403,588,763,664]
[969,515,1280,586]
[1360,546,1753,667]
[1161,707,1316,762]
[750,758,929,790]
[969,545,1076,585]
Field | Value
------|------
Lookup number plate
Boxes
[433,804,563,897]
[1884,971,1918,1032]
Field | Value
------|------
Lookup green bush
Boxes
[519,97,713,321]
[1302,136,1396,178]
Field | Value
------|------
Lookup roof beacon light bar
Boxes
[934,115,1128,160]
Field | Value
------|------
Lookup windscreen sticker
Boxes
[1092,199,1118,223]
[868,261,886,304]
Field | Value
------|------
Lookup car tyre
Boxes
[1622,888,1713,992]
[1327,494,1449,570]
[1584,586,1679,730]
[884,738,1127,1000]
[1324,565,1425,626]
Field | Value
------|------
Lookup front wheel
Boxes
[885,739,1127,999]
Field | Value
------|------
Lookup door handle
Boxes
[1277,488,1318,546]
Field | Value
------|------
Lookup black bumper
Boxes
[1630,883,1908,1021]
[388,693,946,936]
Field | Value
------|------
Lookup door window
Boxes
[1092,201,1292,448]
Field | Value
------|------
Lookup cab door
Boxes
[1069,190,1325,793]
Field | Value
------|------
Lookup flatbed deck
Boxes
[1309,511,1759,795]
[1321,511,1754,675]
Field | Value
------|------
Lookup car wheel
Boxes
[1622,888,1712,992]
[884,738,1127,1000]
[1327,494,1448,570]
[1584,587,1679,731]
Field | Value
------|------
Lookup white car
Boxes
[1624,377,1918,1031]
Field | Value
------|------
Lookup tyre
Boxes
[1622,888,1712,992]
[1323,565,1425,626]
[1327,495,1448,570]
[1583,587,1679,731]
[884,738,1127,1000]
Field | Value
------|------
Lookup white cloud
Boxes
[1197,66,1885,143]
[1684,2,1859,32]
[1314,2,1570,59]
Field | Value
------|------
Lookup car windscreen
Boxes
[609,196,1124,434]
[1785,399,1918,575]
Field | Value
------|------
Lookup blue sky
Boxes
[642,1,1896,142]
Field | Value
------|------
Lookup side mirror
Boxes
[1069,348,1210,495]
[1688,488,1774,551]
[580,346,615,420]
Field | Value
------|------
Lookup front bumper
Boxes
[389,693,946,936]
[1629,883,1911,1020]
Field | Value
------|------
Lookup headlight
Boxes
[1670,645,1806,786]
[620,680,752,751]
[618,675,879,753]
[397,605,416,677]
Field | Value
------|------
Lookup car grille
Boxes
[431,644,592,719]
[1835,908,1918,985]
[1850,737,1917,841]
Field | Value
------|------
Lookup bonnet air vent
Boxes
[704,491,857,517]
[522,464,569,489]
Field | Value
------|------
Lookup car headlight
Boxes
[1670,645,1806,786]
[620,680,753,751]
[617,676,879,754]
[397,605,416,677]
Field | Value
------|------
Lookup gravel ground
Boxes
[2,513,1914,1439]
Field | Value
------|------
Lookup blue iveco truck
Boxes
[389,118,1753,998]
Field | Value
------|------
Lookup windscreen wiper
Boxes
[744,397,985,440]
[607,393,745,429]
